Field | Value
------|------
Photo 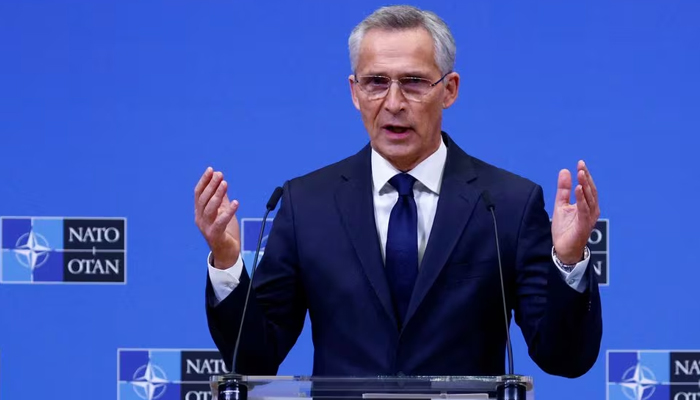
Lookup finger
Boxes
[575,184,591,220]
[194,167,213,201]
[555,169,572,207]
[197,171,223,216]
[579,164,601,222]
[203,179,228,221]
[212,199,239,234]
[578,169,597,211]
[579,160,598,200]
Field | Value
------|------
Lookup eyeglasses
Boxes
[354,72,451,102]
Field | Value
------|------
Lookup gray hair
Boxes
[348,5,456,75]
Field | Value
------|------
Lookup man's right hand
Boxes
[195,167,241,270]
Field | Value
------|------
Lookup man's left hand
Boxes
[551,160,600,264]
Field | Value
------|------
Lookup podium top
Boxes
[209,374,534,400]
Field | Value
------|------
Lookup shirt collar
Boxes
[371,137,447,195]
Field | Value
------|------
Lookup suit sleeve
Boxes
[512,184,603,378]
[205,180,307,374]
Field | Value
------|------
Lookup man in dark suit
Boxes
[195,5,602,378]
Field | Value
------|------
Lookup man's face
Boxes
[350,27,459,171]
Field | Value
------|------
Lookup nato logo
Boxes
[241,218,273,273]
[590,219,610,286]
[607,350,700,400]
[118,349,229,400]
[1,217,126,284]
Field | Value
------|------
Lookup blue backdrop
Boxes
[1,1,699,399]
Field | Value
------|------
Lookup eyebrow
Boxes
[360,71,433,78]
[401,71,432,78]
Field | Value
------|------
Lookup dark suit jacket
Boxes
[206,132,602,378]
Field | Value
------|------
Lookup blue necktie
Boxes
[385,173,418,327]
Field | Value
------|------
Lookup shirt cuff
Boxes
[551,247,590,293]
[207,251,243,305]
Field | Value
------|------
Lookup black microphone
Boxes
[482,190,526,400]
[228,186,283,378]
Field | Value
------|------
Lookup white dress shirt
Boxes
[208,138,590,305]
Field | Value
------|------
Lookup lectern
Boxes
[209,374,533,400]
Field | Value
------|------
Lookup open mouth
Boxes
[382,125,411,134]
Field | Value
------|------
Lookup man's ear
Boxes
[349,74,361,111]
[442,72,460,109]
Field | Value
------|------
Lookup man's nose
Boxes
[383,81,406,113]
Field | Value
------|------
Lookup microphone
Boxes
[229,186,283,375]
[482,190,526,400]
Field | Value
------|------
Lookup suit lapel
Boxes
[335,145,398,328]
[403,135,481,328]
